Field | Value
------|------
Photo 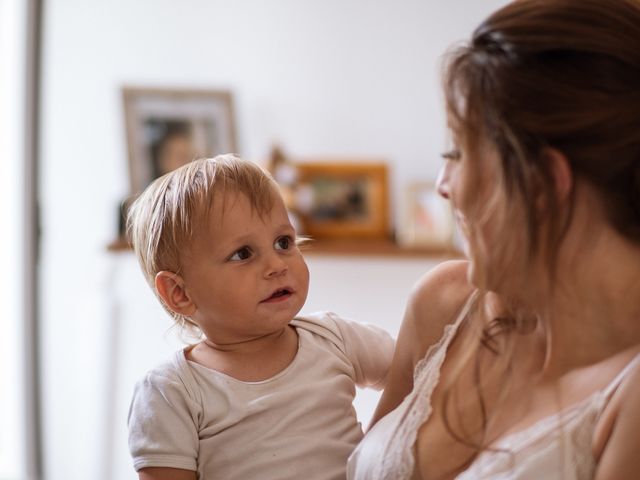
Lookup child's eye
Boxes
[229,246,252,261]
[274,235,293,251]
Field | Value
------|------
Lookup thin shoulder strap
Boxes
[602,351,640,398]
[423,289,479,361]
[459,289,479,324]
[448,288,479,335]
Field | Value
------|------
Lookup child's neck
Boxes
[203,327,289,353]
[187,325,299,382]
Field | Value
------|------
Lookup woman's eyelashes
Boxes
[441,149,461,162]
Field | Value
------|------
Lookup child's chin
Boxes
[263,298,303,319]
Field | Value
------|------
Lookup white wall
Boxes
[40,1,508,479]
[0,0,29,478]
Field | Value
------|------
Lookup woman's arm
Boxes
[139,467,196,480]
[369,260,472,427]
[594,363,640,480]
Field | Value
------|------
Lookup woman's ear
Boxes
[544,148,573,203]
[155,271,196,316]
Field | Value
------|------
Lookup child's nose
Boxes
[264,253,288,278]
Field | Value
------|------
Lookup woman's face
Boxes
[436,146,471,252]
[436,144,480,282]
[436,138,526,290]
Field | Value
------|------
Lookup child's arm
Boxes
[139,467,196,480]
[329,314,395,391]
[128,365,201,475]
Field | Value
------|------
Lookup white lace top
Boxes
[347,295,640,480]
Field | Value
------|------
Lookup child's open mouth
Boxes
[262,288,293,303]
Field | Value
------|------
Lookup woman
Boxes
[348,0,640,478]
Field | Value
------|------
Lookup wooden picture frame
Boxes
[396,182,456,249]
[293,162,389,239]
[123,87,237,194]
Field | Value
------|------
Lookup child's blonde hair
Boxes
[127,154,280,333]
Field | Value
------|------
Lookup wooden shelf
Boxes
[300,238,460,258]
[107,237,132,252]
[107,236,460,259]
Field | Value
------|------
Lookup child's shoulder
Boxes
[293,312,394,389]
[292,311,344,348]
[292,312,393,355]
[292,311,363,340]
[129,349,205,439]
[134,348,195,394]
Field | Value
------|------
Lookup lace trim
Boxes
[457,353,640,478]
[377,291,477,480]
[461,400,599,479]
[373,296,638,480]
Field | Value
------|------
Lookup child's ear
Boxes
[155,271,196,316]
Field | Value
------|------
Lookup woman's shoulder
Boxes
[404,260,474,364]
[410,260,471,307]
[592,350,640,472]
[408,260,474,331]
[367,260,475,425]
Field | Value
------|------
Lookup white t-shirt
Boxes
[128,312,395,480]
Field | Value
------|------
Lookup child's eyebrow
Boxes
[223,224,294,248]
[276,223,295,232]
[222,233,254,247]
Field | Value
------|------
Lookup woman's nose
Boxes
[436,164,451,199]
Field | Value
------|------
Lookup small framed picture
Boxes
[293,162,389,239]
[123,87,237,194]
[397,182,456,249]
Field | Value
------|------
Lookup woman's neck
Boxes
[539,226,640,376]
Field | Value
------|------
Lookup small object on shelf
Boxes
[396,182,456,250]
[117,196,134,239]
[109,196,135,251]
[267,144,303,234]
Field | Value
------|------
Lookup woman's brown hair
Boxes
[439,0,640,467]
[446,0,640,261]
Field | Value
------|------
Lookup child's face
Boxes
[180,189,309,344]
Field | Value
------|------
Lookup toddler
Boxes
[127,154,394,480]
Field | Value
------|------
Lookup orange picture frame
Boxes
[294,162,389,239]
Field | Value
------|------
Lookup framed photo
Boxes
[123,87,237,194]
[293,162,389,239]
[397,182,456,249]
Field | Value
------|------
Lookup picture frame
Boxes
[293,162,389,239]
[396,182,456,249]
[123,87,237,194]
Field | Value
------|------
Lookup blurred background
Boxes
[2,0,508,478]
